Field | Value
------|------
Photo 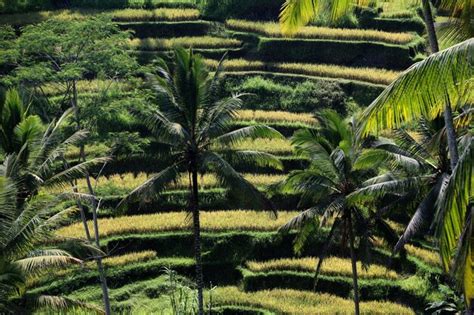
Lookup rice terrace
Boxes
[0,0,472,314]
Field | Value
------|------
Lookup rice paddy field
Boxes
[0,0,449,314]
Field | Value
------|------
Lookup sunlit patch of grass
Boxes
[129,36,242,50]
[40,79,130,96]
[205,59,399,85]
[211,286,414,314]
[246,256,399,280]
[405,244,441,267]
[236,110,316,125]
[0,8,199,25]
[226,19,416,45]
[56,210,299,239]
[45,173,285,195]
[227,138,293,155]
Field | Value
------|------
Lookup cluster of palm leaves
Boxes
[279,1,473,313]
[0,89,103,313]
[120,48,283,314]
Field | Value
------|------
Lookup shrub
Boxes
[212,286,415,314]
[246,256,399,280]
[257,38,416,70]
[226,19,416,45]
[56,210,300,238]
[129,36,242,50]
[359,17,426,34]
[219,73,383,109]
[223,76,347,113]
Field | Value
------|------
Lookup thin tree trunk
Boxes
[71,81,112,315]
[348,211,360,315]
[190,167,204,315]
[421,0,459,169]
[313,218,340,291]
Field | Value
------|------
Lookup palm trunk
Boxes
[190,167,204,315]
[71,81,111,315]
[313,218,339,291]
[421,0,459,170]
[348,211,360,315]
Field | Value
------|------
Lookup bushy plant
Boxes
[227,76,347,113]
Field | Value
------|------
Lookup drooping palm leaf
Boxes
[359,39,474,137]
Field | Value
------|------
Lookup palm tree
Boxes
[278,110,394,315]
[358,39,473,310]
[120,48,283,314]
[0,172,102,314]
[0,88,112,312]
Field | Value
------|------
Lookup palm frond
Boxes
[358,39,474,137]
[117,163,182,211]
[214,125,283,147]
[15,249,81,276]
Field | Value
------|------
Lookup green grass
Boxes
[56,210,299,239]
[0,8,199,25]
[129,36,242,50]
[226,19,417,45]
[246,256,399,280]
[45,172,285,196]
[205,59,400,85]
[211,286,414,314]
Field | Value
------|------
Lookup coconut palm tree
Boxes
[119,48,283,314]
[0,172,103,314]
[278,110,395,315]
[0,88,112,311]
[358,39,473,310]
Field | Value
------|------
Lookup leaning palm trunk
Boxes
[71,81,112,315]
[348,210,360,315]
[190,166,204,315]
[421,0,459,170]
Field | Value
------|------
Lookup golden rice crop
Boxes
[226,19,415,45]
[246,256,399,280]
[129,36,242,50]
[100,250,157,267]
[56,210,299,239]
[0,8,199,25]
[205,59,399,85]
[236,110,316,124]
[45,172,285,195]
[109,8,199,21]
[229,138,293,154]
[405,245,441,267]
[211,287,414,314]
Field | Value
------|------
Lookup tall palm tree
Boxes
[358,39,473,309]
[0,88,112,311]
[119,48,283,314]
[0,172,102,314]
[278,110,394,315]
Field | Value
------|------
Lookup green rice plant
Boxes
[40,79,130,96]
[405,245,441,267]
[226,19,416,45]
[205,59,399,85]
[101,251,157,267]
[109,8,199,21]
[56,210,300,239]
[246,256,399,280]
[210,287,415,314]
[0,8,199,25]
[45,172,285,196]
[236,110,316,125]
[227,138,294,155]
[380,10,416,19]
[129,36,242,50]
